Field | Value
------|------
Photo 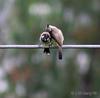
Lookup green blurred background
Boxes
[0,0,100,98]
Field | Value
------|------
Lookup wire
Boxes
[0,45,100,49]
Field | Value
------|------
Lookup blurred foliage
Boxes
[0,0,100,98]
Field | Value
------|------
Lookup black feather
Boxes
[46,24,50,28]
[58,47,62,60]
[43,48,50,54]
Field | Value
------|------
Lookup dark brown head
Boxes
[40,32,51,43]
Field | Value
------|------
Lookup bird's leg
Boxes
[43,47,50,55]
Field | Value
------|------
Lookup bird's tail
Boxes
[58,46,62,60]
[43,48,50,55]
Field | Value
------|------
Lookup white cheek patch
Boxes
[41,35,44,39]
[47,38,49,40]
[44,39,46,41]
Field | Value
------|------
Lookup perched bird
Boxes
[40,32,52,55]
[45,24,64,59]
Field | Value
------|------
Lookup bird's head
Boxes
[40,32,51,43]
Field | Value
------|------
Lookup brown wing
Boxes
[50,29,63,60]
[50,30,62,47]
[51,32,63,59]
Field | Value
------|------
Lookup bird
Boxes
[45,24,64,59]
[40,31,52,55]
